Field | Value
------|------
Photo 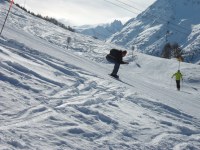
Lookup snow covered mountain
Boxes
[1,1,200,149]
[75,20,123,40]
[108,0,200,64]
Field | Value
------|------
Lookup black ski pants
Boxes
[106,55,120,75]
[176,80,180,90]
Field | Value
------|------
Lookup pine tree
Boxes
[161,43,172,59]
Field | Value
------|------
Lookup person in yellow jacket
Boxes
[171,70,183,91]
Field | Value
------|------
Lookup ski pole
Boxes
[182,79,183,88]
[0,0,14,36]
[170,78,172,87]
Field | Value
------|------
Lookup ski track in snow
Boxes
[0,2,200,149]
[1,34,200,149]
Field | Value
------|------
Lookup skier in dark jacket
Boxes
[106,49,129,78]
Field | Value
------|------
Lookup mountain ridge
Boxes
[108,0,200,64]
[75,20,123,40]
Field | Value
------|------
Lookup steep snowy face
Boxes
[173,0,200,21]
[108,0,200,64]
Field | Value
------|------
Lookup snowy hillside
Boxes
[1,1,200,150]
[108,0,200,64]
[75,20,123,40]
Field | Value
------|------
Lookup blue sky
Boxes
[14,0,156,26]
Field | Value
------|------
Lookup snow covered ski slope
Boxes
[1,1,200,149]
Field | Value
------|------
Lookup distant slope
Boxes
[108,0,200,64]
[75,20,123,40]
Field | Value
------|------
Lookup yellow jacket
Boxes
[172,71,183,80]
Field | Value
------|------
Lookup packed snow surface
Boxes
[0,1,200,149]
